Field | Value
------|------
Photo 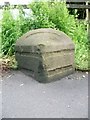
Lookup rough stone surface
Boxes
[15,28,75,82]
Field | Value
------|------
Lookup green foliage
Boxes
[73,21,89,70]
[1,6,31,56]
[29,1,89,70]
[29,1,55,29]
[1,1,89,70]
[2,7,21,56]
[0,20,2,58]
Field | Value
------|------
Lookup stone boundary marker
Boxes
[15,28,75,83]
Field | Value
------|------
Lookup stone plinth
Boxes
[15,28,75,83]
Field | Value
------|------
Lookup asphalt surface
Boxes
[1,70,88,118]
[0,75,2,120]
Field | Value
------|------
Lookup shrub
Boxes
[1,7,21,56]
[29,1,89,70]
[1,6,32,56]
[1,1,89,70]
[29,1,55,29]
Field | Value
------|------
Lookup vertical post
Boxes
[86,1,90,41]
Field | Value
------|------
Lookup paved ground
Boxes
[0,75,2,120]
[1,70,88,118]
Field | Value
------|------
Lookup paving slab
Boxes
[1,70,88,118]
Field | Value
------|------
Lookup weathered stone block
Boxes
[15,28,75,83]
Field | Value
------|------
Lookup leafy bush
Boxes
[29,2,55,29]
[1,7,21,56]
[1,1,89,70]
[1,6,32,56]
[29,1,89,70]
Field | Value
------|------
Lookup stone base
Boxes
[15,28,75,83]
[16,49,75,83]
[20,67,75,83]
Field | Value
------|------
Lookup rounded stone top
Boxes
[15,28,75,53]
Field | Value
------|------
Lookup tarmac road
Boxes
[0,75,2,120]
[1,70,88,118]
